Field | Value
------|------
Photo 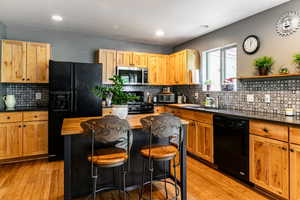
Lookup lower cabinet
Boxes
[250,134,289,199]
[290,144,300,200]
[23,121,48,156]
[194,122,213,163]
[0,122,23,159]
[186,120,197,153]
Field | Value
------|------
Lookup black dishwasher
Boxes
[214,115,249,183]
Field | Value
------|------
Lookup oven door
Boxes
[117,66,144,84]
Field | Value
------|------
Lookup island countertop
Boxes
[61,113,189,136]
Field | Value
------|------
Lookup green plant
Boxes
[93,75,139,105]
[253,56,274,75]
[293,54,300,65]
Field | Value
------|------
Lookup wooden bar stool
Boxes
[81,115,132,200]
[139,113,182,200]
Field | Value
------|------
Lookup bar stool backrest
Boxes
[81,115,132,151]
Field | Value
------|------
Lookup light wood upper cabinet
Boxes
[250,134,289,199]
[26,42,50,83]
[23,121,48,156]
[175,50,189,84]
[0,122,23,160]
[290,144,300,200]
[0,40,50,83]
[148,54,167,85]
[97,49,117,84]
[116,51,133,66]
[132,52,148,67]
[166,54,177,85]
[1,40,27,82]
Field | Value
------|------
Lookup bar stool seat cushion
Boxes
[140,145,178,160]
[88,147,128,167]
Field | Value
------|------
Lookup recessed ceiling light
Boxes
[200,25,209,28]
[51,15,63,22]
[155,30,165,37]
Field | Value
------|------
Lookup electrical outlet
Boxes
[265,94,271,103]
[194,92,199,99]
[247,94,254,102]
[35,93,42,100]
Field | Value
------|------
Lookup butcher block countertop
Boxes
[61,113,189,136]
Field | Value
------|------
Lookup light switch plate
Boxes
[247,94,254,102]
[265,94,271,103]
[35,93,42,100]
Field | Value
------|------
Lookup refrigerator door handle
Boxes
[70,91,74,112]
[74,89,78,112]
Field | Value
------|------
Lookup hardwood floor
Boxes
[0,157,269,200]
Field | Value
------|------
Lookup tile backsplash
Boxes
[0,84,49,108]
[175,78,300,116]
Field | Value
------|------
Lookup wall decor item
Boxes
[243,35,260,54]
[276,11,300,37]
[253,56,274,75]
[293,54,300,72]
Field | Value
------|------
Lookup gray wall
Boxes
[174,0,300,77]
[0,22,7,39]
[5,25,172,63]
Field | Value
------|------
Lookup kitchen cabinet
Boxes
[0,111,48,161]
[194,122,213,163]
[133,52,148,67]
[166,49,200,85]
[0,40,50,83]
[166,54,177,84]
[116,51,133,66]
[165,106,214,163]
[249,134,289,199]
[290,144,300,200]
[26,42,50,83]
[23,121,48,156]
[0,40,27,82]
[97,49,117,84]
[154,105,165,113]
[0,122,23,160]
[148,54,168,85]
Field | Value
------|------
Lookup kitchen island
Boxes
[61,113,188,200]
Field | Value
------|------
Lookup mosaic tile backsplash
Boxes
[175,78,300,116]
[0,84,49,108]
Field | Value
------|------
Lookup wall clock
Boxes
[276,11,300,37]
[243,35,260,55]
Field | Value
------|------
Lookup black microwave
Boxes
[117,66,148,85]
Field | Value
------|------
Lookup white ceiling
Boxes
[0,0,290,46]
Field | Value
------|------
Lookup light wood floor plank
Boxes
[0,157,270,200]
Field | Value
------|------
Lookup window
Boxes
[202,45,237,91]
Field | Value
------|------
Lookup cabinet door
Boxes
[133,52,148,67]
[23,121,48,156]
[26,42,50,83]
[116,51,133,66]
[148,54,159,84]
[166,54,176,85]
[0,122,23,160]
[290,144,300,200]
[250,135,289,199]
[98,49,116,84]
[186,120,197,153]
[194,122,213,163]
[1,40,27,83]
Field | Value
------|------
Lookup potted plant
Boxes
[253,56,274,75]
[93,75,138,119]
[293,54,300,72]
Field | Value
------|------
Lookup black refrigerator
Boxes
[48,60,102,161]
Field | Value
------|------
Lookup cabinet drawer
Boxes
[102,108,112,116]
[154,106,165,113]
[176,109,213,124]
[249,120,288,142]
[0,112,22,123]
[23,111,48,121]
[290,127,300,145]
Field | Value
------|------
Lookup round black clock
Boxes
[243,35,260,54]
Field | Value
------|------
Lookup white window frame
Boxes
[202,44,237,91]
